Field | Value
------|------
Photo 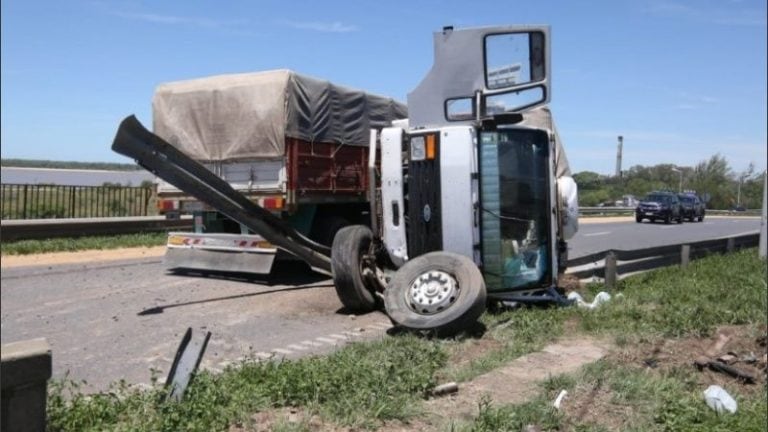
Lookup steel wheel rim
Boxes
[406,270,458,315]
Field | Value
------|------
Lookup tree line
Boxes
[574,154,765,210]
[1,159,142,171]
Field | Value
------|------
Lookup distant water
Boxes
[1,167,155,187]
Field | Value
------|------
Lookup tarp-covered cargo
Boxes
[153,70,408,162]
[519,106,571,178]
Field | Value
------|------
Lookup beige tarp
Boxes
[519,106,571,178]
[153,70,407,162]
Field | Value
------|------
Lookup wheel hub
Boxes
[407,270,458,315]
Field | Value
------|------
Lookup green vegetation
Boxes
[575,154,765,209]
[1,158,142,171]
[48,336,445,431]
[1,233,167,255]
[463,359,767,432]
[1,184,155,219]
[46,249,767,431]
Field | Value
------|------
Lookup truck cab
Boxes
[331,25,579,334]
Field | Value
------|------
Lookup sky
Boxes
[1,0,766,176]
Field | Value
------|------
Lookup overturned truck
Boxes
[113,24,579,335]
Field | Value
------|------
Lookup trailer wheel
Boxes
[331,225,378,312]
[384,252,486,337]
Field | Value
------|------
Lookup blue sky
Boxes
[2,0,766,175]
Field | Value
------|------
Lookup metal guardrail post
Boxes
[681,245,690,268]
[22,185,28,219]
[604,251,617,290]
[760,171,767,258]
[726,237,735,253]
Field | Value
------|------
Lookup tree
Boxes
[689,154,732,209]
[572,171,603,190]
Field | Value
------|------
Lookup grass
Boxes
[45,249,767,431]
[47,336,445,431]
[577,248,767,339]
[0,232,167,255]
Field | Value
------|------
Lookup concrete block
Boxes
[1,338,52,432]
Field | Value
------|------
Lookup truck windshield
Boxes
[479,128,551,291]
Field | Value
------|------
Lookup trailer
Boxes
[150,70,406,273]
[113,24,579,335]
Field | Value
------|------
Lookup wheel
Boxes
[331,225,378,312]
[664,214,671,224]
[635,215,642,223]
[677,214,684,224]
[384,251,487,337]
[699,213,705,222]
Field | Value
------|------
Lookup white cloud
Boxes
[282,20,358,33]
[112,11,246,29]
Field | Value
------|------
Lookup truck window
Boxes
[479,128,551,291]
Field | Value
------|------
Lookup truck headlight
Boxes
[411,136,426,161]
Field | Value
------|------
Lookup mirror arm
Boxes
[475,90,482,124]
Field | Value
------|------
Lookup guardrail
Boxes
[0,216,193,242]
[565,233,760,285]
[580,207,761,216]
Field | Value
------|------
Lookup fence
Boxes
[0,184,153,220]
[565,233,760,286]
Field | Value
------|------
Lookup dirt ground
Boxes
[229,336,613,432]
[228,324,768,432]
[0,246,166,268]
[557,324,768,431]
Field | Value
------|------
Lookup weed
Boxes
[45,249,767,431]
[1,232,167,255]
[47,335,446,431]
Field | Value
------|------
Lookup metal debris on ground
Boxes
[694,356,756,384]
[166,327,212,402]
[431,382,459,396]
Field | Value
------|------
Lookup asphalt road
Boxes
[1,216,762,392]
[570,216,761,258]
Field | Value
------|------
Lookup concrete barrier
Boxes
[1,338,51,432]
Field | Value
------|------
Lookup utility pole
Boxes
[737,174,745,208]
[615,136,623,178]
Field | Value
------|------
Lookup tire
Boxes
[664,214,671,224]
[384,251,487,337]
[331,225,378,312]
[635,215,642,223]
[677,214,684,224]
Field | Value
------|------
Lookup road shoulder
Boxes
[0,246,166,269]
